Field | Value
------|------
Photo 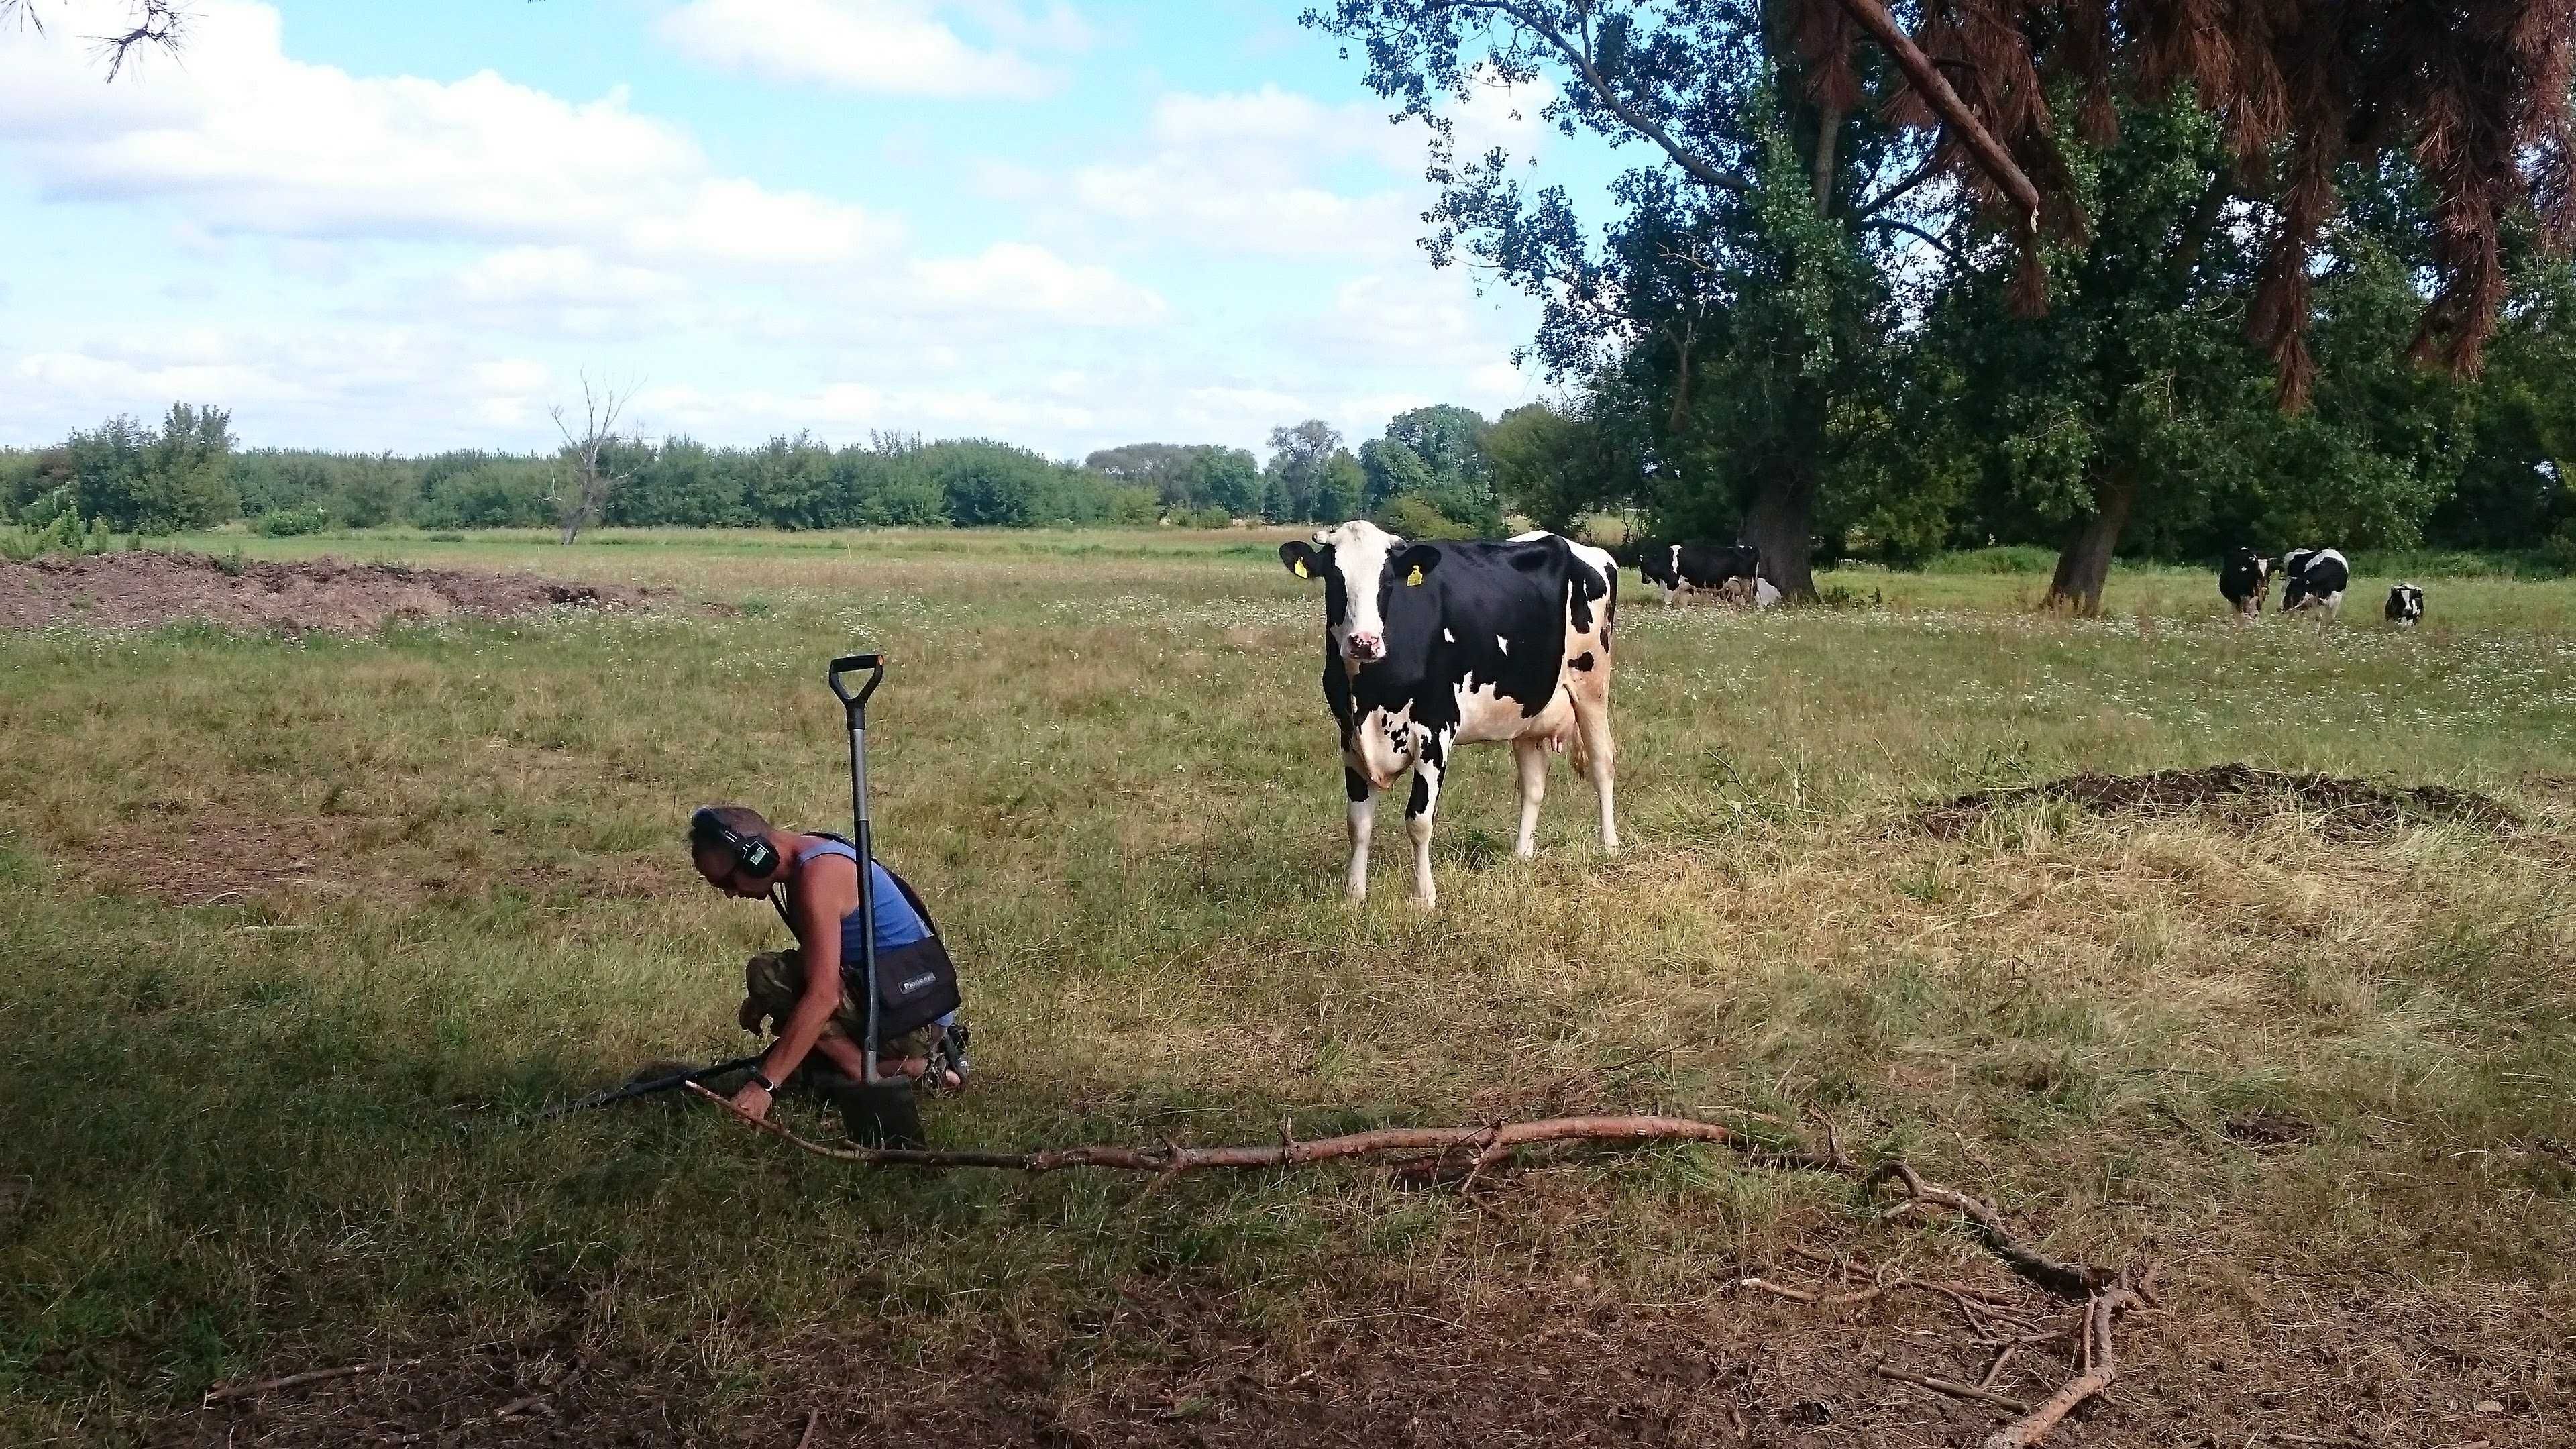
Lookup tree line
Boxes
[0,404,1523,541]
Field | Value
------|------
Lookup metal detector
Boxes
[826,653,924,1147]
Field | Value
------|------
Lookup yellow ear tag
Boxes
[1406,564,1424,586]
[1293,558,1308,578]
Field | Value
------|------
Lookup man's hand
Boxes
[729,1079,773,1122]
[737,996,769,1034]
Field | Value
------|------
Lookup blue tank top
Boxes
[793,839,931,956]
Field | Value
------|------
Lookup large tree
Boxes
[1309,0,2575,606]
[1309,0,1937,598]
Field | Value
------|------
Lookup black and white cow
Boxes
[2385,582,2424,627]
[2278,547,2350,618]
[1280,521,1619,908]
[1637,541,1768,608]
[2219,547,2272,618]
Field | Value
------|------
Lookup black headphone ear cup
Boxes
[740,836,778,875]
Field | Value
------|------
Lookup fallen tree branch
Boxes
[689,1089,2121,1303]
[1866,1161,2115,1299]
[690,1084,1762,1173]
[1833,0,2042,230]
[1874,1359,2032,1413]
[1981,1287,2142,1449]
[203,1359,425,1403]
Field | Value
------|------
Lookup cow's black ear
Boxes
[1280,541,1322,581]
[1393,543,1442,586]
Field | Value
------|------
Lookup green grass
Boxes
[5,530,2575,1442]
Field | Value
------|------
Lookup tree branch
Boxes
[1858,152,1943,219]
[691,1086,2120,1305]
[1832,0,2040,231]
[1864,217,1968,269]
[1429,0,1752,194]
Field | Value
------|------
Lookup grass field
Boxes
[5,528,2573,1446]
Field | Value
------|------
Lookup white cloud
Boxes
[1063,78,1552,260]
[456,248,685,307]
[0,1,898,269]
[656,0,1071,99]
[906,241,1167,326]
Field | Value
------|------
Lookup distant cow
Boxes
[2385,582,2424,627]
[2219,548,2272,618]
[2279,548,2350,618]
[1638,541,1768,607]
[1281,522,1618,908]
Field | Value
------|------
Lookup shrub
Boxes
[1377,494,1480,540]
[1171,504,1233,529]
[255,507,331,537]
[1922,545,2059,575]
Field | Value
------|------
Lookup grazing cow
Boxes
[2385,582,2424,627]
[1280,521,1618,908]
[2279,548,2351,618]
[2219,547,2273,618]
[1637,541,1762,607]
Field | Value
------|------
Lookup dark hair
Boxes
[688,804,771,852]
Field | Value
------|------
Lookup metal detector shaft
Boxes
[535,1053,765,1120]
[827,653,887,1083]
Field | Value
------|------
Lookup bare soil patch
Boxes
[1917,764,2520,839]
[155,1266,2572,1448]
[0,550,672,633]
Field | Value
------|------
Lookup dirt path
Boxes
[0,550,672,632]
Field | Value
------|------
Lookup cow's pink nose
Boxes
[1348,632,1385,661]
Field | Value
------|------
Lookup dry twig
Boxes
[791,1407,820,1449]
[1874,1360,2033,1412]
[1980,1287,2143,1449]
[203,1359,425,1403]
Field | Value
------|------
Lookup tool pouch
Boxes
[857,867,961,1040]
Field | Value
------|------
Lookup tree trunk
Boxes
[1811,103,1844,212]
[2042,467,2137,615]
[1740,470,1818,602]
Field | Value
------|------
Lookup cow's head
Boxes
[1725,542,1762,580]
[1281,521,1442,665]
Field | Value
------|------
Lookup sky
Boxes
[0,0,1611,461]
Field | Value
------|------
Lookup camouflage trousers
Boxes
[744,949,941,1067]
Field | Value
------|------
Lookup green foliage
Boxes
[254,506,332,537]
[1085,442,1260,516]
[1170,503,1234,529]
[1485,399,1635,532]
[1358,404,1501,533]
[58,404,237,533]
[1259,421,1359,523]
[1376,492,1480,539]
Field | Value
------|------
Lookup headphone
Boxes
[690,808,780,879]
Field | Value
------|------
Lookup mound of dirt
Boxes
[0,550,672,633]
[1917,763,2520,839]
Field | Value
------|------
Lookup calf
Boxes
[2279,547,2350,618]
[2385,582,2424,627]
[1638,541,1762,606]
[2219,547,2272,618]
[1281,521,1618,908]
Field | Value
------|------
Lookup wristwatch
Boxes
[747,1069,779,1093]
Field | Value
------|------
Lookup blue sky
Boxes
[0,0,1613,460]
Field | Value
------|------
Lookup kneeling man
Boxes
[688,804,967,1135]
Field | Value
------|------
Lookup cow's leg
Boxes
[1512,735,1548,860]
[1342,767,1375,902]
[1570,686,1618,855]
[1405,758,1444,909]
